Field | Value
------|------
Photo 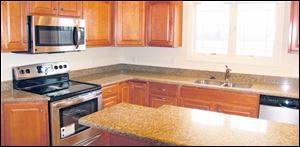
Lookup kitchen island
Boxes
[79,103,299,146]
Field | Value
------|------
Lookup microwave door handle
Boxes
[76,26,81,49]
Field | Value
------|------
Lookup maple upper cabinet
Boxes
[146,1,182,47]
[29,1,83,18]
[3,101,49,146]
[83,1,114,47]
[115,1,146,46]
[1,1,27,52]
[289,1,299,53]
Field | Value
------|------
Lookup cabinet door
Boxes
[83,1,113,47]
[146,1,182,47]
[216,103,258,118]
[180,99,214,111]
[58,1,83,18]
[102,84,119,108]
[131,82,149,106]
[115,1,145,46]
[150,94,176,108]
[1,1,27,52]
[119,82,131,103]
[289,1,299,53]
[3,102,49,146]
[29,1,58,16]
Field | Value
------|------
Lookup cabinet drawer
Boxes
[149,94,177,108]
[103,84,119,98]
[149,82,178,97]
[102,95,119,109]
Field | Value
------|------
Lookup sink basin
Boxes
[194,80,224,86]
[195,80,252,88]
[222,82,252,88]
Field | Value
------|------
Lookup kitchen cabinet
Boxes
[102,84,120,109]
[119,82,132,103]
[149,82,178,108]
[3,101,49,146]
[131,81,149,106]
[180,86,259,118]
[109,133,151,146]
[1,1,27,52]
[83,1,114,47]
[29,1,83,18]
[146,1,182,47]
[289,1,299,54]
[115,1,146,46]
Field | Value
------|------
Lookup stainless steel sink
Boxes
[194,80,224,86]
[195,80,252,89]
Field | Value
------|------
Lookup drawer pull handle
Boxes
[157,96,167,100]
[161,89,166,92]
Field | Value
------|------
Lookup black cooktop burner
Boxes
[22,80,101,102]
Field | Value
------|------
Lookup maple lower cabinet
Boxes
[83,1,114,47]
[3,101,50,146]
[29,1,83,18]
[119,82,132,103]
[289,1,299,53]
[146,1,182,47]
[115,1,146,46]
[102,84,120,109]
[149,82,178,108]
[180,86,259,118]
[131,81,149,106]
[1,1,27,52]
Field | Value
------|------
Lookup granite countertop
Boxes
[79,103,299,146]
[73,71,299,99]
[1,90,50,103]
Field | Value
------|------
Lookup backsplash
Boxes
[2,63,298,91]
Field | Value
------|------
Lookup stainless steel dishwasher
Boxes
[259,95,299,125]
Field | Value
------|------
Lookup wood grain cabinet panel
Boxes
[119,82,132,103]
[29,1,58,16]
[83,1,113,47]
[3,101,49,146]
[115,1,146,46]
[289,1,299,54]
[150,94,177,108]
[216,103,258,118]
[146,1,182,47]
[180,99,214,111]
[102,84,120,109]
[1,1,28,52]
[131,81,149,106]
[58,1,82,18]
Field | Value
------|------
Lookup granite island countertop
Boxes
[79,103,299,146]
[73,71,299,99]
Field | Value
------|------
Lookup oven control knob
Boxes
[25,69,30,74]
[20,70,25,74]
[59,65,63,69]
[63,65,67,68]
[54,66,58,70]
[37,66,43,73]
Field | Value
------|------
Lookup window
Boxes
[193,1,278,57]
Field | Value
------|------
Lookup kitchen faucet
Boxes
[224,65,231,81]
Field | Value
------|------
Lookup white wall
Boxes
[1,47,120,81]
[120,2,299,78]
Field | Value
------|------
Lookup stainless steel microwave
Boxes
[27,16,86,54]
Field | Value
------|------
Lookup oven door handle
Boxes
[52,92,100,109]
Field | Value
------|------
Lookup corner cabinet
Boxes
[83,1,114,47]
[115,1,146,46]
[146,1,182,47]
[289,1,299,54]
[29,1,83,18]
[131,81,149,106]
[1,1,28,52]
[3,101,50,146]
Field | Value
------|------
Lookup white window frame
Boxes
[186,1,288,66]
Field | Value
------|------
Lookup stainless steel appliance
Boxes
[27,16,86,53]
[13,62,102,146]
[259,95,299,125]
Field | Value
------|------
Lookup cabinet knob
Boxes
[60,8,64,11]
[40,109,44,113]
[161,89,166,92]
[53,7,57,10]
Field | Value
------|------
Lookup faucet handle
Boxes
[225,65,231,71]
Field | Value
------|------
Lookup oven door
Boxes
[50,90,102,146]
[28,16,86,53]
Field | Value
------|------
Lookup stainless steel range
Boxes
[13,62,102,146]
